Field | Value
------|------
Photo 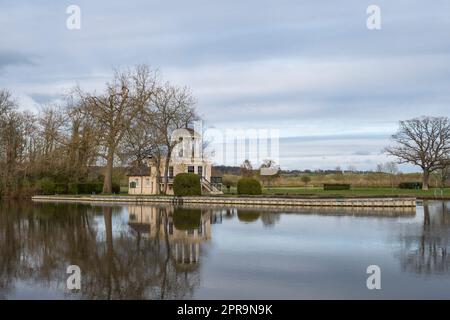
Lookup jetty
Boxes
[32,195,417,208]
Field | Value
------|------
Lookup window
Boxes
[145,178,151,187]
[188,166,194,173]
[198,166,203,177]
[169,166,174,178]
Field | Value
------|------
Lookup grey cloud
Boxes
[1,0,449,171]
[29,93,63,104]
[0,51,35,70]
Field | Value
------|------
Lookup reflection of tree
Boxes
[260,213,281,227]
[398,202,450,275]
[237,211,260,223]
[0,201,199,299]
[235,210,280,227]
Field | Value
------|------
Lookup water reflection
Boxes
[128,206,214,266]
[0,201,449,299]
[398,201,450,275]
[0,202,201,299]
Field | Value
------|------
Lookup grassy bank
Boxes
[219,186,449,199]
[263,187,449,199]
[60,186,450,199]
[221,172,449,189]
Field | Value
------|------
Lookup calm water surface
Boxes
[0,200,449,299]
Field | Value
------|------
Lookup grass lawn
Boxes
[260,186,450,198]
[37,186,450,200]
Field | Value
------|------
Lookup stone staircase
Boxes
[201,177,223,195]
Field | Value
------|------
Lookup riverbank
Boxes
[257,186,450,200]
[32,195,417,208]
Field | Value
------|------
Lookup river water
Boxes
[0,200,449,299]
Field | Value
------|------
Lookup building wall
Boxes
[128,160,212,195]
[128,130,213,195]
[128,176,154,195]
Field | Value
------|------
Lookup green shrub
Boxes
[323,184,351,190]
[173,173,201,196]
[112,183,121,194]
[35,178,56,195]
[54,183,68,194]
[68,183,103,194]
[173,208,202,230]
[237,177,262,195]
[399,182,423,189]
[68,183,78,194]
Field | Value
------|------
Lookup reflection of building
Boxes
[128,205,215,265]
[127,129,222,195]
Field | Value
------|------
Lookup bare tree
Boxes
[376,163,384,173]
[0,92,28,195]
[0,89,15,116]
[77,65,157,193]
[64,98,99,182]
[240,159,253,177]
[435,164,450,188]
[0,67,198,197]
[150,84,197,194]
[37,106,66,173]
[383,161,399,190]
[259,159,279,187]
[386,117,450,190]
[301,175,311,187]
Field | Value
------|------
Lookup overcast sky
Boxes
[1,0,449,171]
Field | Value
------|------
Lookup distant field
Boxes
[263,187,450,198]
[220,172,444,188]
[221,186,450,198]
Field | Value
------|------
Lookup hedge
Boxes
[173,173,202,196]
[54,183,68,194]
[237,178,262,195]
[323,184,351,190]
[237,211,260,223]
[35,178,56,195]
[34,180,121,195]
[399,182,423,189]
[68,183,103,195]
[112,183,121,194]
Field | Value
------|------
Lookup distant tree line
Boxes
[0,64,198,198]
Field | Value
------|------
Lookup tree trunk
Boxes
[152,155,162,195]
[422,169,430,190]
[163,150,171,194]
[155,163,161,195]
[103,148,114,194]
